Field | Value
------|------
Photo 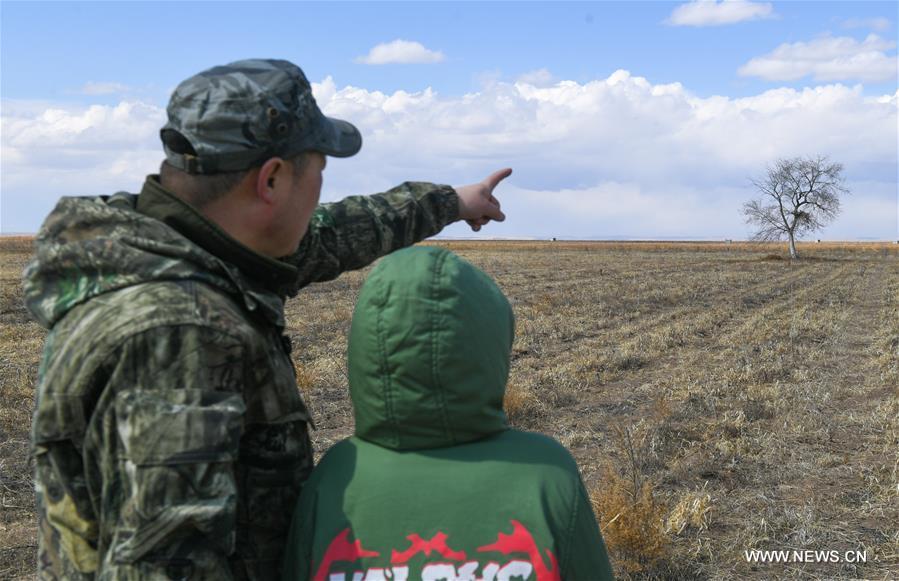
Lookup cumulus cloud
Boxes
[739,34,898,82]
[667,0,774,27]
[3,101,163,149]
[311,70,895,181]
[841,17,891,32]
[1,101,165,232]
[311,71,894,239]
[355,39,445,65]
[3,71,896,238]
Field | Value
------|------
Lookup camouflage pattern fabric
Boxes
[24,175,458,580]
[162,59,361,174]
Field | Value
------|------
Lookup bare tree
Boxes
[743,156,849,259]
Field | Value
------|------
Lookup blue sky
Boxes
[2,1,897,239]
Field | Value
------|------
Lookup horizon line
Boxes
[5,233,896,243]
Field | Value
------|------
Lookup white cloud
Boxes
[841,17,891,32]
[3,101,163,149]
[667,0,774,27]
[311,71,894,239]
[78,81,132,95]
[739,34,898,82]
[355,39,445,65]
[3,72,896,239]
[312,70,895,175]
[516,69,555,86]
[1,100,165,232]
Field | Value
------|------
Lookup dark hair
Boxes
[159,153,310,209]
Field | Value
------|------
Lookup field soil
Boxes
[2,238,897,579]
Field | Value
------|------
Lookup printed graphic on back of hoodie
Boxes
[314,521,561,581]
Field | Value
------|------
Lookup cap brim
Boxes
[312,117,362,158]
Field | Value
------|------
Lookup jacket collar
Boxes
[136,175,299,293]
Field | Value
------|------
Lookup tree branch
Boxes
[743,155,849,249]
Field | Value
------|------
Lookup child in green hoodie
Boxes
[283,246,614,581]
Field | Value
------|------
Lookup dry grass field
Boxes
[2,237,897,579]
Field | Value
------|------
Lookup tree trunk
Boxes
[788,233,798,259]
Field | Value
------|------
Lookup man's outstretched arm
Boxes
[279,168,511,296]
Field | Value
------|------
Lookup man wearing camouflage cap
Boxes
[24,59,510,579]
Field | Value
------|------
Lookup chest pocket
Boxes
[33,393,88,449]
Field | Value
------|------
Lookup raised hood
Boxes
[348,246,514,450]
[22,188,283,330]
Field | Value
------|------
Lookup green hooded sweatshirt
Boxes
[283,247,614,581]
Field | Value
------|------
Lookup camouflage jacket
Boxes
[23,175,458,580]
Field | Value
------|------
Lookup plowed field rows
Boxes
[1,239,896,579]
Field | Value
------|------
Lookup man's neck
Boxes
[137,176,297,290]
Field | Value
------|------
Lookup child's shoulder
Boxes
[485,429,583,475]
[304,438,362,485]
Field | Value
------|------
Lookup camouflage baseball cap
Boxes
[161,58,361,174]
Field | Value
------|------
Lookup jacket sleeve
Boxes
[562,484,616,581]
[96,323,247,579]
[279,182,459,296]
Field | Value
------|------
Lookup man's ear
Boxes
[255,157,284,204]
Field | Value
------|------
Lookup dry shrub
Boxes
[590,421,673,576]
[665,487,712,535]
[503,381,543,424]
[293,361,316,393]
[591,464,670,576]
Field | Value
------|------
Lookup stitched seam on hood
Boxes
[430,249,454,445]
[376,287,400,448]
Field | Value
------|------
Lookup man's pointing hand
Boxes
[455,168,512,232]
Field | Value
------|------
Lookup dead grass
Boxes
[0,239,43,579]
[2,238,897,579]
[503,381,544,424]
[592,464,672,577]
[666,486,712,536]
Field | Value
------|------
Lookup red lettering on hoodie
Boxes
[313,528,380,581]
[477,520,561,581]
[391,532,467,564]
